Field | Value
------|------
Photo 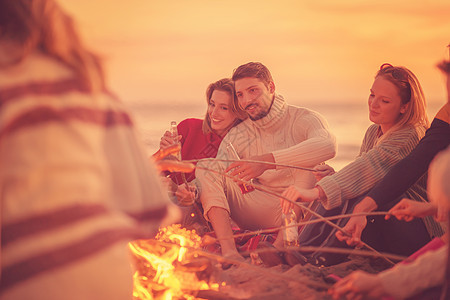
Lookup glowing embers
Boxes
[129,224,220,299]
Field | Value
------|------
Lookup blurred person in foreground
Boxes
[0,1,173,299]
[330,145,450,300]
[280,63,445,265]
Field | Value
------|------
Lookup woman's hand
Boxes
[336,216,367,248]
[280,186,319,214]
[386,198,437,222]
[175,184,197,206]
[336,196,377,248]
[159,130,181,150]
[329,271,386,300]
[313,164,335,181]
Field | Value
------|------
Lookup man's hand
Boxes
[329,270,386,300]
[386,198,437,222]
[226,153,275,181]
[336,216,366,248]
[280,186,319,214]
[313,164,335,181]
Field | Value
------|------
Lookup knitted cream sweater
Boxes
[218,94,337,191]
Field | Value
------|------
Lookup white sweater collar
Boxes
[252,94,287,129]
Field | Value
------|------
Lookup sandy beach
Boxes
[208,255,391,300]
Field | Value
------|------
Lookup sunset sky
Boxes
[62,0,450,106]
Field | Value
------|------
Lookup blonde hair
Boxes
[0,0,104,93]
[376,64,430,142]
[202,78,247,134]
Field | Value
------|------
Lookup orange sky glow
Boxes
[62,0,450,106]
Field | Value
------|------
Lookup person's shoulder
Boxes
[396,124,424,136]
[179,118,203,128]
[383,124,425,144]
[225,118,253,137]
[177,118,203,136]
[435,103,450,124]
[286,104,310,113]
[286,104,325,119]
[0,50,74,88]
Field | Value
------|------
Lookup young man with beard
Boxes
[196,62,336,260]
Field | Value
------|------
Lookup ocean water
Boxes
[127,100,442,171]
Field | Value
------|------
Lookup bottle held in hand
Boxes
[226,142,255,194]
[170,121,181,160]
[282,208,299,247]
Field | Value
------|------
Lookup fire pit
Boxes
[129,225,223,299]
[129,224,392,300]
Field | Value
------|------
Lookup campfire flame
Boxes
[129,224,219,299]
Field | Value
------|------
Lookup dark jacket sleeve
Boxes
[368,118,450,207]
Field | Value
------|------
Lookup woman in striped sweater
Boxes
[0,1,171,299]
[280,63,444,263]
[335,59,450,254]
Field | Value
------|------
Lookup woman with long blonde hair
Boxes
[277,63,444,266]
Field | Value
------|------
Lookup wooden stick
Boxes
[241,245,407,262]
[186,158,316,172]
[195,165,396,265]
[205,211,392,241]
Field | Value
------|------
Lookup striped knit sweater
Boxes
[318,123,445,238]
[0,51,170,299]
[367,103,450,207]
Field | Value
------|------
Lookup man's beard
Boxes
[249,110,269,121]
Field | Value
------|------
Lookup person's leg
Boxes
[207,206,244,260]
[197,160,241,257]
[362,214,431,256]
[363,195,432,256]
[198,160,282,258]
[295,196,364,266]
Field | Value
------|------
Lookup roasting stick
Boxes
[206,211,392,242]
[155,158,396,265]
[241,245,407,263]
[195,164,396,265]
[185,158,316,172]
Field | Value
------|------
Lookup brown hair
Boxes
[232,62,273,87]
[202,78,247,134]
[375,63,429,141]
[0,0,105,93]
